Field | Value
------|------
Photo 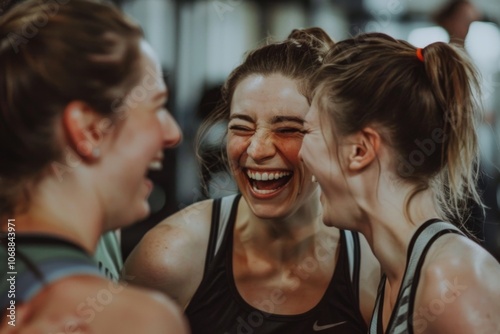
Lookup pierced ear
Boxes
[62,101,103,161]
[346,127,380,171]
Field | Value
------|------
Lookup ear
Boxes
[345,127,381,172]
[62,101,103,161]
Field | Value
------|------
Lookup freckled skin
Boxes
[227,73,317,220]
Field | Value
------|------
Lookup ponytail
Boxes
[422,42,483,220]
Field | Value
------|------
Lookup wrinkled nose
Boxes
[247,130,275,162]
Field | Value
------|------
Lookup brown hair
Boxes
[0,0,143,215]
[196,27,334,194]
[313,32,482,225]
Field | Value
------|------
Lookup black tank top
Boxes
[185,194,367,334]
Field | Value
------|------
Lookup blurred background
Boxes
[114,0,500,261]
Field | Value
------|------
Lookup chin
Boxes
[242,196,282,218]
[321,214,335,227]
[138,202,151,221]
[323,210,357,230]
[125,203,151,228]
[320,204,342,227]
[242,185,304,221]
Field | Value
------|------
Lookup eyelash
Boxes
[228,125,308,136]
[276,128,304,134]
[229,125,253,132]
[301,128,311,135]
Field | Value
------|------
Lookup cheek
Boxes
[136,128,161,158]
[120,115,161,151]
[275,137,303,165]
[226,135,248,165]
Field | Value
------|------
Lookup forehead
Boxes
[311,95,337,145]
[230,74,309,119]
[123,40,167,106]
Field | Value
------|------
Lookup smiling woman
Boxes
[300,32,500,334]
[124,27,381,334]
[226,73,313,217]
[0,0,186,333]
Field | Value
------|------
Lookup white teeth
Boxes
[148,161,163,171]
[246,170,291,181]
[252,185,275,194]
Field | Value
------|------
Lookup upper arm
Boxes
[414,239,500,334]
[114,286,189,334]
[123,199,214,307]
[358,232,381,324]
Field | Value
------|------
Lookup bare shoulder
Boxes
[6,275,188,334]
[414,234,500,334]
[123,198,214,307]
[358,232,381,324]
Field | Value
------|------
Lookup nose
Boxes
[159,110,182,148]
[247,129,275,162]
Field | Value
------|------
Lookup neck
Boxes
[358,184,441,284]
[10,173,103,254]
[237,190,334,263]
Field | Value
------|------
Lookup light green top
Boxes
[94,230,123,282]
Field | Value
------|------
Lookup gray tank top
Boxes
[369,219,463,334]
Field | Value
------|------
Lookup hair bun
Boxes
[287,27,335,51]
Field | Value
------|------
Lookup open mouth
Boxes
[147,153,164,173]
[148,160,163,171]
[245,169,293,195]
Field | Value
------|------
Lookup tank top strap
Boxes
[369,220,464,334]
[0,234,101,307]
[344,230,361,301]
[203,194,241,276]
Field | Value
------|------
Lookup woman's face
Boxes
[299,98,354,227]
[227,74,317,219]
[99,41,182,229]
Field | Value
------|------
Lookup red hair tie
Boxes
[416,48,424,62]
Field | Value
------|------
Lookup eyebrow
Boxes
[229,113,254,122]
[229,113,305,125]
[271,115,304,125]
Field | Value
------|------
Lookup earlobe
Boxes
[62,101,102,161]
[347,127,380,171]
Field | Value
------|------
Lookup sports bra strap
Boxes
[0,237,101,307]
[204,197,221,274]
[204,194,240,276]
[344,230,361,302]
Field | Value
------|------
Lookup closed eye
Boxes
[229,125,254,133]
[275,127,307,135]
